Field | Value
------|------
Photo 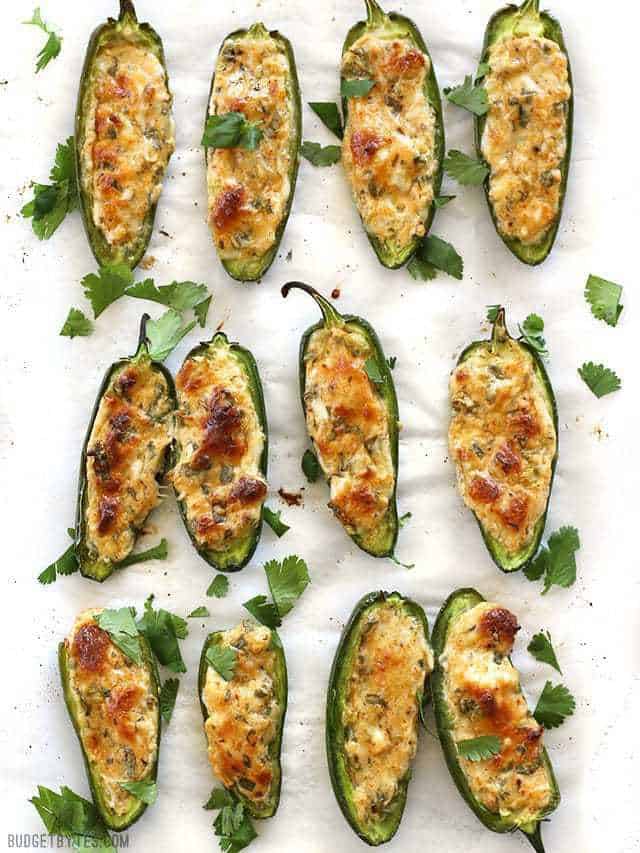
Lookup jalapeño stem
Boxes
[520,0,540,14]
[136,313,151,356]
[281,282,343,328]
[119,0,138,21]
[523,824,546,853]
[364,0,386,28]
[491,306,509,349]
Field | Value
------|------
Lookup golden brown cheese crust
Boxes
[207,32,294,262]
[343,603,432,824]
[481,36,570,245]
[304,325,393,537]
[202,622,280,805]
[342,33,437,249]
[448,338,555,553]
[81,30,174,247]
[65,609,158,817]
[85,358,173,564]
[171,344,266,551]
[441,602,552,822]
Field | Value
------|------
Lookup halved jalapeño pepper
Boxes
[282,282,399,557]
[75,0,175,269]
[326,591,433,846]
[171,332,268,573]
[341,0,444,269]
[449,309,557,572]
[59,609,161,831]
[205,22,301,281]
[198,622,287,818]
[75,316,176,582]
[475,0,573,265]
[431,588,560,852]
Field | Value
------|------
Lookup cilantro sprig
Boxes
[22,137,77,239]
[578,362,621,398]
[341,78,375,98]
[457,735,502,761]
[159,678,179,723]
[23,7,62,73]
[309,102,344,139]
[30,785,115,852]
[444,150,489,186]
[518,313,548,357]
[207,575,230,598]
[243,555,311,628]
[533,681,576,729]
[60,308,93,339]
[300,141,341,167]
[528,630,562,674]
[37,535,168,585]
[408,235,464,281]
[202,113,263,151]
[96,607,142,665]
[137,594,188,673]
[119,780,157,805]
[206,643,237,682]
[188,606,210,619]
[524,526,580,594]
[444,75,489,116]
[145,309,196,361]
[301,449,320,483]
[584,274,623,327]
[262,506,290,538]
[204,788,257,852]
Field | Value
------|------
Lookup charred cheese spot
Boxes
[481,36,570,245]
[202,622,281,805]
[85,358,173,564]
[304,325,394,537]
[440,602,552,823]
[207,31,294,262]
[65,610,158,817]
[342,602,432,826]
[171,340,266,552]
[81,30,174,247]
[448,339,555,553]
[341,34,437,249]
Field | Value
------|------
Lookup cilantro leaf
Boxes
[528,631,562,674]
[407,255,438,281]
[214,800,257,852]
[126,279,210,312]
[486,304,501,323]
[265,555,310,617]
[300,141,341,167]
[434,195,456,208]
[96,608,142,665]
[477,61,491,77]
[188,606,210,618]
[308,102,343,139]
[116,538,168,569]
[444,75,489,116]
[159,678,179,723]
[584,275,623,327]
[22,138,77,239]
[243,594,282,629]
[444,150,489,186]
[364,357,384,387]
[414,235,463,280]
[24,8,62,72]
[119,780,157,805]
[145,309,196,361]
[82,264,133,319]
[301,449,320,483]
[341,78,375,98]
[262,506,289,538]
[38,542,78,584]
[524,548,548,582]
[194,295,212,328]
[519,313,548,357]
[204,788,235,810]
[533,681,576,729]
[137,595,188,673]
[207,574,229,598]
[525,526,580,594]
[206,643,237,681]
[578,362,621,398]
[30,785,115,851]
[202,113,263,150]
[60,308,93,339]
[457,735,502,761]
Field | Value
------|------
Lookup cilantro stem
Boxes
[281,282,343,328]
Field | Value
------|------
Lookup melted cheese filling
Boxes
[65,609,158,817]
[81,30,174,247]
[481,35,570,245]
[341,33,437,249]
[85,357,173,564]
[440,602,552,823]
[207,31,294,262]
[304,324,394,537]
[202,622,281,805]
[171,342,266,551]
[448,338,555,553]
[343,602,432,825]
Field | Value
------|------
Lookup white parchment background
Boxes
[1,1,638,851]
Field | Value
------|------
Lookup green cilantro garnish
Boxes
[202,113,263,150]
[476,61,491,77]
[145,309,196,361]
[457,735,502,761]
[486,304,501,323]
[364,357,384,387]
[444,149,489,186]
[126,279,211,326]
[265,555,310,618]
[407,255,438,281]
[518,313,548,357]
[116,538,168,569]
[206,643,237,682]
[300,141,342,167]
[60,308,93,339]
[524,526,580,594]
[341,78,375,98]
[82,264,133,319]
[444,75,489,116]
[213,797,257,852]
[96,607,142,665]
[578,362,621,398]
[194,295,213,328]
[37,540,78,584]
[243,595,282,629]
[137,595,188,673]
[23,8,62,72]
[308,102,343,139]
[533,681,575,729]
[528,630,562,674]
[159,678,179,724]
[188,606,210,619]
[262,505,290,538]
[301,449,320,483]
[584,274,623,327]
[409,235,464,281]
[207,574,229,598]
[434,195,456,208]
[30,785,115,851]
[22,137,77,239]
[119,780,157,805]
[204,788,235,811]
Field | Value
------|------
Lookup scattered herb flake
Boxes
[533,681,576,729]
[159,678,179,724]
[584,275,623,327]
[262,505,290,538]
[341,77,375,98]
[207,575,229,598]
[243,594,282,629]
[188,606,210,619]
[265,555,310,618]
[301,448,320,483]
[23,7,62,72]
[119,780,157,805]
[202,112,263,150]
[300,141,341,167]
[457,735,502,761]
[444,149,489,186]
[60,308,93,339]
[308,102,343,139]
[145,309,196,361]
[578,362,621,398]
[444,75,489,116]
[206,643,237,682]
[528,631,562,673]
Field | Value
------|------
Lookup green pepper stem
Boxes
[119,0,137,22]
[491,306,510,348]
[365,0,386,28]
[281,282,343,327]
[519,0,540,17]
[136,313,150,356]
[523,824,546,853]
